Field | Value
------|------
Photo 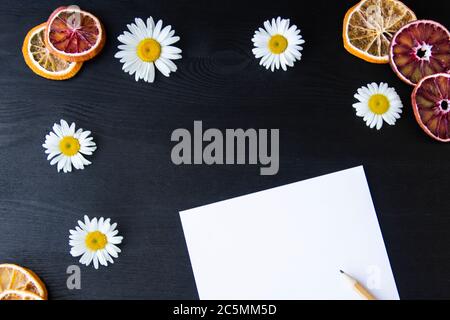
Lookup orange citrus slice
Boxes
[45,6,106,62]
[22,23,82,80]
[0,264,47,299]
[343,0,417,63]
[0,290,44,300]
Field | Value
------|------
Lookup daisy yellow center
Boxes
[137,38,161,62]
[269,34,288,54]
[59,136,80,156]
[368,94,390,115]
[85,231,107,251]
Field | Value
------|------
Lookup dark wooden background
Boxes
[0,0,449,299]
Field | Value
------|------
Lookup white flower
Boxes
[252,17,305,71]
[353,82,403,130]
[114,17,182,83]
[69,216,123,269]
[43,120,97,173]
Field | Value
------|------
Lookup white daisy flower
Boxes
[43,120,97,173]
[114,17,182,83]
[252,17,305,71]
[353,82,403,130]
[69,216,123,269]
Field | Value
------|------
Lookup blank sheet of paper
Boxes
[179,166,399,300]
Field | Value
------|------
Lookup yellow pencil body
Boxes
[340,270,377,300]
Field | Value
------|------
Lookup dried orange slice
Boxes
[0,264,47,299]
[22,23,82,80]
[0,290,44,300]
[45,6,106,62]
[343,0,417,63]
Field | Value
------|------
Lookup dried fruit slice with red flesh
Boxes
[45,6,105,62]
[412,73,450,142]
[390,20,450,86]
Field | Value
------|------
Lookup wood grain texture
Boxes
[0,0,449,299]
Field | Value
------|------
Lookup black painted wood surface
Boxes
[0,0,449,299]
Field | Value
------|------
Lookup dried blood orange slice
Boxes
[390,20,450,86]
[45,6,105,62]
[412,73,450,142]
[22,23,82,80]
[343,0,417,64]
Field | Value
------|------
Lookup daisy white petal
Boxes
[159,57,177,72]
[79,251,90,265]
[157,25,172,42]
[109,236,123,245]
[77,154,91,166]
[148,62,155,83]
[264,20,274,35]
[135,18,147,36]
[90,218,98,231]
[161,36,180,46]
[100,219,111,234]
[93,254,99,269]
[77,220,87,232]
[70,246,85,257]
[46,151,60,161]
[57,156,66,172]
[142,62,149,82]
[105,244,119,258]
[109,222,118,232]
[98,217,104,230]
[60,120,70,135]
[145,17,155,37]
[117,31,139,46]
[85,251,94,266]
[152,20,163,39]
[155,59,171,77]
[107,230,119,238]
[97,250,107,266]
[162,46,182,54]
[68,122,76,136]
[108,243,121,254]
[52,123,63,138]
[104,251,114,264]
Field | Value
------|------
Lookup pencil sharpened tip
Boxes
[339,270,344,274]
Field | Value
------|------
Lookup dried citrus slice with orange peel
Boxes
[390,20,450,86]
[45,6,105,62]
[343,0,417,64]
[22,23,82,80]
[0,290,44,300]
[412,73,450,142]
[0,264,47,299]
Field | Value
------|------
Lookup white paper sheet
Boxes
[180,166,399,300]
